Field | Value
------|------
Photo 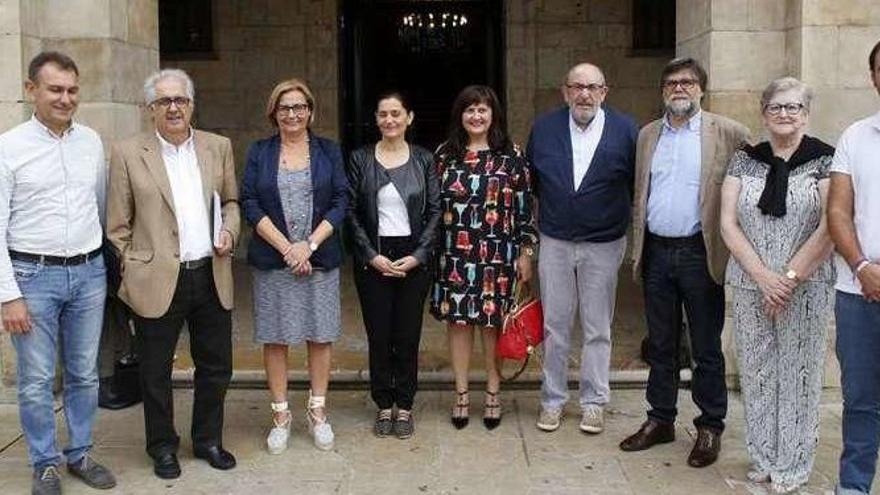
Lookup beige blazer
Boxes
[631,111,750,285]
[107,130,241,318]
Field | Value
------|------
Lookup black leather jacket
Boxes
[346,144,441,267]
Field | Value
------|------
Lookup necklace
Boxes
[376,140,408,168]
[281,136,310,169]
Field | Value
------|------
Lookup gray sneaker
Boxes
[32,465,61,495]
[536,407,563,432]
[579,405,604,434]
[67,454,117,490]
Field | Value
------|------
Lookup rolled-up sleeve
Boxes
[0,154,21,302]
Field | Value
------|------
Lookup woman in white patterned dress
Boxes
[719,77,835,494]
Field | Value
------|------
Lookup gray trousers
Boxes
[732,284,831,486]
[538,233,626,411]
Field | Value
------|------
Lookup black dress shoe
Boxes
[619,419,675,452]
[153,453,181,479]
[193,445,236,470]
[687,427,721,468]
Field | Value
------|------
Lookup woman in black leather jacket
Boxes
[346,92,441,439]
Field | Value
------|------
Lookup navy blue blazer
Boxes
[526,105,638,242]
[241,133,349,270]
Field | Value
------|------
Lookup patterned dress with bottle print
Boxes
[430,147,537,328]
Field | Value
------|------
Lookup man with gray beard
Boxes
[621,58,750,468]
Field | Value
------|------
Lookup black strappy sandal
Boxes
[483,391,501,430]
[451,390,470,429]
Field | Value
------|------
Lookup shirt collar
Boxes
[569,107,605,134]
[662,110,702,132]
[156,128,195,153]
[29,114,77,139]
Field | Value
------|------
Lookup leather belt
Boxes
[646,231,703,247]
[9,248,102,266]
[180,257,211,270]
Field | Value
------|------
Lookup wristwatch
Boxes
[785,269,799,283]
[308,240,319,253]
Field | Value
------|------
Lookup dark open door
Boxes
[340,0,504,153]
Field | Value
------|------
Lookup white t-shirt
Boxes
[831,111,880,294]
[377,181,411,236]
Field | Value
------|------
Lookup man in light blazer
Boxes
[106,69,240,480]
[620,58,749,468]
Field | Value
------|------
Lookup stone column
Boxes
[0,0,159,403]
[676,0,880,388]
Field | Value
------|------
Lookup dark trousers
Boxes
[354,236,430,410]
[642,232,727,431]
[133,263,232,458]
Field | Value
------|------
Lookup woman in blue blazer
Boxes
[240,78,349,454]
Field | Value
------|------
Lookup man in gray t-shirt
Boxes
[827,39,880,495]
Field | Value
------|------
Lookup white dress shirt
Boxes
[570,107,605,191]
[157,131,213,262]
[0,116,105,302]
[831,111,880,295]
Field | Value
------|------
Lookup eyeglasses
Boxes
[565,83,606,94]
[662,78,699,91]
[276,104,310,116]
[151,97,191,109]
[764,103,805,116]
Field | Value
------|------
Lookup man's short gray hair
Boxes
[760,77,813,112]
[143,68,195,105]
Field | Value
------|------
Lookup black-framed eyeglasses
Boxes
[662,78,699,91]
[276,104,311,116]
[565,82,606,94]
[764,103,805,116]
[151,96,191,109]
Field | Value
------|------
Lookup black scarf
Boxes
[744,135,834,217]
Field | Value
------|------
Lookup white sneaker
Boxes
[307,392,335,451]
[267,402,291,455]
[579,405,604,434]
[536,407,562,432]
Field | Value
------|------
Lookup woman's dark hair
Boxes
[376,90,411,113]
[442,85,512,157]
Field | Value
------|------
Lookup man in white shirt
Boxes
[0,52,116,495]
[828,39,880,495]
[107,69,240,480]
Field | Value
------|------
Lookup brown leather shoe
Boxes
[619,419,675,451]
[687,427,721,468]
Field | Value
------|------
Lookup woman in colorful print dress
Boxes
[430,85,538,430]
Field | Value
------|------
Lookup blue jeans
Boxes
[836,290,880,494]
[10,254,106,470]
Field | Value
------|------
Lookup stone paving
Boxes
[0,388,874,494]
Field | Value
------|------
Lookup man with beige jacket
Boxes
[107,69,240,480]
[620,58,749,468]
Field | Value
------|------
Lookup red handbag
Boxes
[496,281,544,381]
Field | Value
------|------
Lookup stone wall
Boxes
[173,0,339,175]
[0,0,159,402]
[506,0,670,144]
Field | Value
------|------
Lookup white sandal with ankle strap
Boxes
[306,392,334,451]
[267,401,291,454]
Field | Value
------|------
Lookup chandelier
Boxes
[398,10,470,53]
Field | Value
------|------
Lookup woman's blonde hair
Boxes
[265,78,316,127]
